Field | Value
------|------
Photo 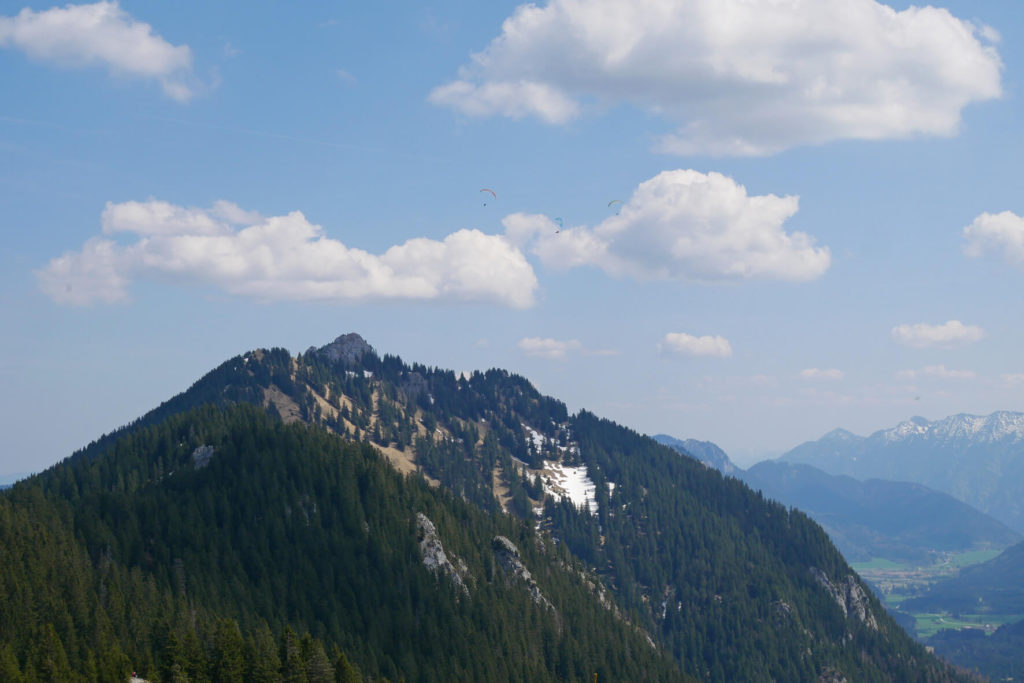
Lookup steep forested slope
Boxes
[3,405,678,682]
[0,333,968,681]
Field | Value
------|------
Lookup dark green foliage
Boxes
[928,618,1024,679]
[2,404,678,681]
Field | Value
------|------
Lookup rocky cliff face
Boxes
[492,536,552,611]
[191,445,214,469]
[315,333,374,367]
[415,513,469,595]
[810,567,878,630]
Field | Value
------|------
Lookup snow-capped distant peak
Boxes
[884,417,930,441]
[878,411,1024,444]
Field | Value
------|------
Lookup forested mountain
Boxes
[1,405,677,682]
[741,461,1020,564]
[0,333,967,681]
[780,413,1024,532]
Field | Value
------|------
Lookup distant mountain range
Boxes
[739,461,1020,564]
[779,412,1024,532]
[655,431,1018,565]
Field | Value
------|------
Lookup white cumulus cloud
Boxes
[891,320,985,349]
[503,169,829,282]
[0,1,195,101]
[659,332,732,358]
[37,200,539,308]
[799,368,844,381]
[963,211,1024,267]
[518,337,582,360]
[430,0,1001,156]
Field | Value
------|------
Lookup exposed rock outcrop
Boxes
[492,536,552,611]
[317,333,373,367]
[817,665,849,683]
[810,567,878,630]
[191,445,214,469]
[400,371,429,402]
[771,599,795,629]
[416,513,468,595]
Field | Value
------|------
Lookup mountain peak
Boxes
[652,434,738,475]
[316,332,374,367]
[821,427,859,441]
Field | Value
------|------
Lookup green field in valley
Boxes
[852,549,1009,639]
[913,612,1024,639]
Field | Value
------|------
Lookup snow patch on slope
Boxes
[521,422,604,515]
[541,461,599,514]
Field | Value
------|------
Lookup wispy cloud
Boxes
[516,337,619,360]
[518,337,583,360]
[38,199,538,308]
[799,368,845,381]
[891,320,984,349]
[659,332,732,358]
[430,0,1001,156]
[897,365,977,380]
[0,1,197,101]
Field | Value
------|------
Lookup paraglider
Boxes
[480,188,496,206]
[607,199,623,215]
[554,217,563,233]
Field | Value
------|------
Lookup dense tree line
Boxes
[1,405,679,681]
[928,619,1024,680]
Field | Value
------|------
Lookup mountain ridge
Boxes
[0,332,966,681]
[780,411,1024,532]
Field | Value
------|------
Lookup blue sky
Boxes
[2,0,1023,477]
